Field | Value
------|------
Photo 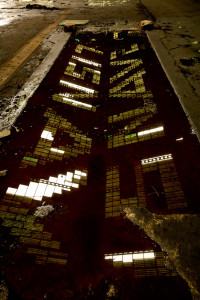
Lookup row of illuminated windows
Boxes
[105,251,155,263]
[32,139,91,163]
[104,251,176,276]
[105,167,121,217]
[109,91,153,99]
[60,79,98,95]
[108,125,164,148]
[108,105,157,123]
[110,58,141,66]
[110,59,143,83]
[75,44,103,55]
[64,65,101,85]
[1,217,44,232]
[110,44,139,61]
[109,70,146,94]
[19,237,60,249]
[0,197,65,263]
[5,170,87,202]
[141,154,187,209]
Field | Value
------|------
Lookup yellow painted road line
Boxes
[0,9,73,90]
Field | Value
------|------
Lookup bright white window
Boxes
[144,252,155,259]
[49,177,57,183]
[123,254,133,263]
[44,184,55,197]
[33,183,47,201]
[50,148,65,154]
[133,253,143,260]
[72,183,79,188]
[25,182,38,198]
[41,130,54,141]
[113,255,123,262]
[16,185,28,197]
[138,126,164,136]
[62,96,92,109]
[60,80,95,94]
[72,55,101,67]
[75,170,82,175]
[6,187,17,195]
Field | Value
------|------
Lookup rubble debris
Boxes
[34,205,54,218]
[63,24,76,33]
[26,4,59,10]
[0,170,7,176]
[0,130,11,138]
[107,284,117,298]
[140,20,154,30]
[124,207,200,297]
[0,281,8,300]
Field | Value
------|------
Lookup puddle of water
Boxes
[0,31,197,299]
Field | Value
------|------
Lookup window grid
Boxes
[109,91,153,99]
[65,64,101,85]
[0,193,68,266]
[142,155,187,209]
[108,124,164,149]
[110,44,139,61]
[109,70,146,95]
[75,44,103,55]
[21,109,92,167]
[104,251,176,277]
[105,166,121,217]
[108,105,157,124]
[110,58,143,83]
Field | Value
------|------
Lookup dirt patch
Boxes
[180,57,200,66]
[26,4,60,10]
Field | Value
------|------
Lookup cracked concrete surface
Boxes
[125,207,200,298]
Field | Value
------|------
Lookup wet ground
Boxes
[0,30,199,299]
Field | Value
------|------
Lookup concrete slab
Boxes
[0,30,71,132]
[59,20,89,26]
[147,30,200,141]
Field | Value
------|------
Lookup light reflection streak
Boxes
[6,170,87,201]
[60,80,95,94]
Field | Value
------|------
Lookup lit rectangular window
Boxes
[41,130,54,141]
[50,148,65,154]
[122,254,133,263]
[6,187,17,195]
[60,80,95,94]
[72,55,102,67]
[144,252,155,259]
[113,255,123,262]
[138,126,164,136]
[66,172,73,182]
[44,184,55,197]
[33,183,47,201]
[25,182,39,198]
[16,185,28,197]
[62,96,92,109]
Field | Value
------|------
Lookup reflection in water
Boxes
[6,169,88,201]
[0,31,198,298]
[105,251,177,277]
